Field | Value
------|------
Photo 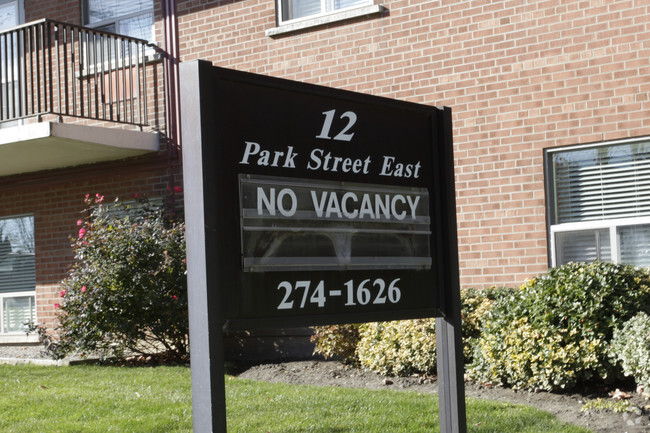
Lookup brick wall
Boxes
[0,158,181,329]
[175,0,650,288]
[25,0,80,23]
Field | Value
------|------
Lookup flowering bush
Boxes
[610,312,650,386]
[40,193,188,362]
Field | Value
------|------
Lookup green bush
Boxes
[610,312,650,386]
[460,286,511,363]
[39,193,188,362]
[468,262,650,391]
[310,324,360,364]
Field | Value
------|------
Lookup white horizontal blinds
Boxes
[335,0,370,9]
[0,216,35,293]
[555,229,611,265]
[3,295,34,333]
[619,224,650,267]
[286,0,322,21]
[552,141,650,223]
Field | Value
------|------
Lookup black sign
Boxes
[184,62,455,329]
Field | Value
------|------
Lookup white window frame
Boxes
[546,136,650,267]
[549,216,650,267]
[267,0,385,37]
[0,213,37,342]
[0,291,37,342]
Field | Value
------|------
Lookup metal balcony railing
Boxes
[0,19,164,129]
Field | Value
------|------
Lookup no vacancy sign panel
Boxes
[182,61,458,330]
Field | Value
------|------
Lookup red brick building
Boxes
[2,0,649,343]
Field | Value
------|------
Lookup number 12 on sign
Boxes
[276,278,401,310]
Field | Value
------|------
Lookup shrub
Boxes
[311,286,507,375]
[356,319,437,376]
[460,286,511,363]
[40,193,188,362]
[610,312,650,386]
[310,324,360,364]
[469,262,650,391]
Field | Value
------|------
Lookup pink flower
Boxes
[78,228,86,239]
[81,286,87,293]
[60,290,66,297]
[77,219,83,226]
[173,186,182,193]
[54,303,60,309]
[172,295,178,301]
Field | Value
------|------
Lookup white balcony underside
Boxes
[0,122,159,177]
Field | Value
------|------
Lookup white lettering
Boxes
[277,188,297,217]
[257,187,276,216]
[375,194,390,220]
[391,194,407,220]
[311,190,327,217]
[341,192,359,219]
[305,190,423,221]
[326,192,342,218]
[379,155,422,179]
[240,141,260,164]
[257,187,297,217]
[307,148,371,174]
[359,194,374,219]
[240,142,298,168]
[407,195,421,220]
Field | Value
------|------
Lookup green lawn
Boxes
[0,364,592,433]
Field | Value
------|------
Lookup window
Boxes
[268,0,385,36]
[0,0,23,30]
[546,138,650,267]
[0,214,36,334]
[280,0,371,23]
[83,0,154,42]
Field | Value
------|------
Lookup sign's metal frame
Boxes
[181,60,466,433]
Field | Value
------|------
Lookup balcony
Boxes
[0,19,167,177]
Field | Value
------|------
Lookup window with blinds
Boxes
[0,215,35,334]
[551,141,650,224]
[0,215,34,294]
[3,295,35,333]
[548,139,650,267]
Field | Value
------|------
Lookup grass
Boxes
[0,364,592,433]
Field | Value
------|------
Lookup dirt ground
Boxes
[237,360,650,433]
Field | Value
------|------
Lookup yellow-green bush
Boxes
[311,287,507,376]
[468,262,650,391]
[310,324,360,364]
[610,312,650,386]
[356,319,437,376]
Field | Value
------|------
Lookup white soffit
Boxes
[0,122,160,177]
